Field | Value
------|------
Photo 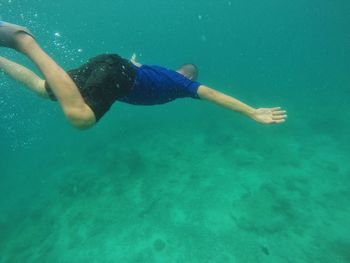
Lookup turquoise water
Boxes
[1,0,349,262]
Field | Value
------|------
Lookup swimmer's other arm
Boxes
[131,53,142,67]
[197,85,287,125]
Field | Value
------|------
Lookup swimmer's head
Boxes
[177,63,199,81]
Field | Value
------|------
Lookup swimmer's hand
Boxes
[250,107,287,124]
[130,53,142,67]
[197,85,287,125]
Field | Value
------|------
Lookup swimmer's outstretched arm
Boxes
[197,85,287,124]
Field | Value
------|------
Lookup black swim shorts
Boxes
[45,54,136,121]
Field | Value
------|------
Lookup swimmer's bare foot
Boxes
[0,21,34,51]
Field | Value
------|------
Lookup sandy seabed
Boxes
[1,104,349,263]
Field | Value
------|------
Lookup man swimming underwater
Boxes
[0,21,287,130]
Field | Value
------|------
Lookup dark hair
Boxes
[179,63,199,81]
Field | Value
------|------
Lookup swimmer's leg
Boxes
[0,56,48,98]
[1,22,95,130]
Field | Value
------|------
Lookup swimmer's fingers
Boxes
[272,110,287,120]
[271,108,287,123]
[272,115,287,120]
[131,53,137,62]
[273,119,286,124]
[272,110,286,115]
[130,53,142,67]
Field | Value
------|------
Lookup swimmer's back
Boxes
[118,64,201,105]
